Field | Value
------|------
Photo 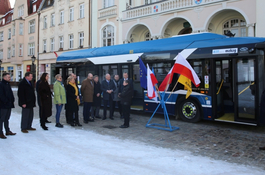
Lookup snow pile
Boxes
[0,112,264,175]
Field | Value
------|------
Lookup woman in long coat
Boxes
[66,76,82,126]
[38,73,52,130]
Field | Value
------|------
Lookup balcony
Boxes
[99,5,117,19]
[123,0,226,20]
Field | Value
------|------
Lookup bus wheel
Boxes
[178,99,201,123]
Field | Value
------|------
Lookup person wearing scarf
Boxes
[66,76,81,126]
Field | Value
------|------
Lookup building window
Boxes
[102,25,114,46]
[69,7,74,21]
[2,18,5,25]
[7,47,11,58]
[0,50,3,59]
[8,28,11,39]
[59,36,64,49]
[19,44,23,56]
[7,67,13,81]
[43,40,47,52]
[79,4,84,18]
[0,32,3,41]
[29,20,35,33]
[18,5,24,17]
[69,34,74,49]
[28,43,35,55]
[50,38,55,51]
[51,13,55,26]
[79,32,84,47]
[223,19,247,37]
[19,23,24,35]
[12,24,15,35]
[33,5,36,12]
[12,45,15,57]
[43,16,47,29]
[103,0,114,8]
[60,11,64,24]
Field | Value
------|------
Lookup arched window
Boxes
[102,25,114,46]
[223,19,247,37]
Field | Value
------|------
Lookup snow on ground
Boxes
[0,112,264,175]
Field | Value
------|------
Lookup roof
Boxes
[0,0,11,15]
[57,33,265,63]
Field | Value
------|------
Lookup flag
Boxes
[178,75,192,99]
[139,58,147,89]
[54,52,58,58]
[159,67,173,91]
[152,67,158,102]
[147,64,158,99]
[172,53,201,87]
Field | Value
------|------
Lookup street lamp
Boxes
[31,55,36,86]
[0,60,2,80]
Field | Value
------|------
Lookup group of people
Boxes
[0,71,133,139]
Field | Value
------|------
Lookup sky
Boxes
[0,111,264,175]
[10,0,15,8]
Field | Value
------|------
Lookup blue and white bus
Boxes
[56,33,265,126]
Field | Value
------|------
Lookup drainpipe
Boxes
[37,11,40,80]
[89,0,92,48]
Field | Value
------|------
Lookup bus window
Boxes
[190,60,210,92]
[149,62,171,83]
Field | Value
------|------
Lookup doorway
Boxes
[214,58,256,123]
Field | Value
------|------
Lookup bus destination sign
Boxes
[212,48,238,55]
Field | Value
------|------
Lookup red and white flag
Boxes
[147,64,158,99]
[159,67,173,91]
[54,52,58,58]
[172,53,201,87]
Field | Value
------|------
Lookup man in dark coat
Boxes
[0,73,16,139]
[91,75,102,119]
[18,72,36,133]
[259,88,265,150]
[118,72,134,118]
[119,80,133,128]
[112,75,122,118]
[101,73,116,120]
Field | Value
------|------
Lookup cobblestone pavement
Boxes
[12,90,265,170]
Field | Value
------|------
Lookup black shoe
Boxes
[110,117,114,120]
[83,120,88,124]
[259,146,265,150]
[55,123,63,128]
[70,123,75,127]
[41,126,48,130]
[119,125,129,128]
[76,123,82,126]
[102,117,106,120]
[95,116,101,119]
[45,120,51,123]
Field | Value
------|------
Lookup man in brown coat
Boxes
[81,73,94,123]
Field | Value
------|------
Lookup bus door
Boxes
[235,58,256,122]
[214,58,257,123]
[214,60,234,120]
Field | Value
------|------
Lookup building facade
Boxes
[0,0,41,82]
[38,0,91,83]
[122,0,257,43]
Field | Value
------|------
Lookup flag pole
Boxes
[167,79,179,100]
[154,85,161,100]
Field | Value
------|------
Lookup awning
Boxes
[88,53,143,65]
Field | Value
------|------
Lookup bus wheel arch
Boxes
[176,96,203,123]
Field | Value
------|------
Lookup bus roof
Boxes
[56,33,265,63]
